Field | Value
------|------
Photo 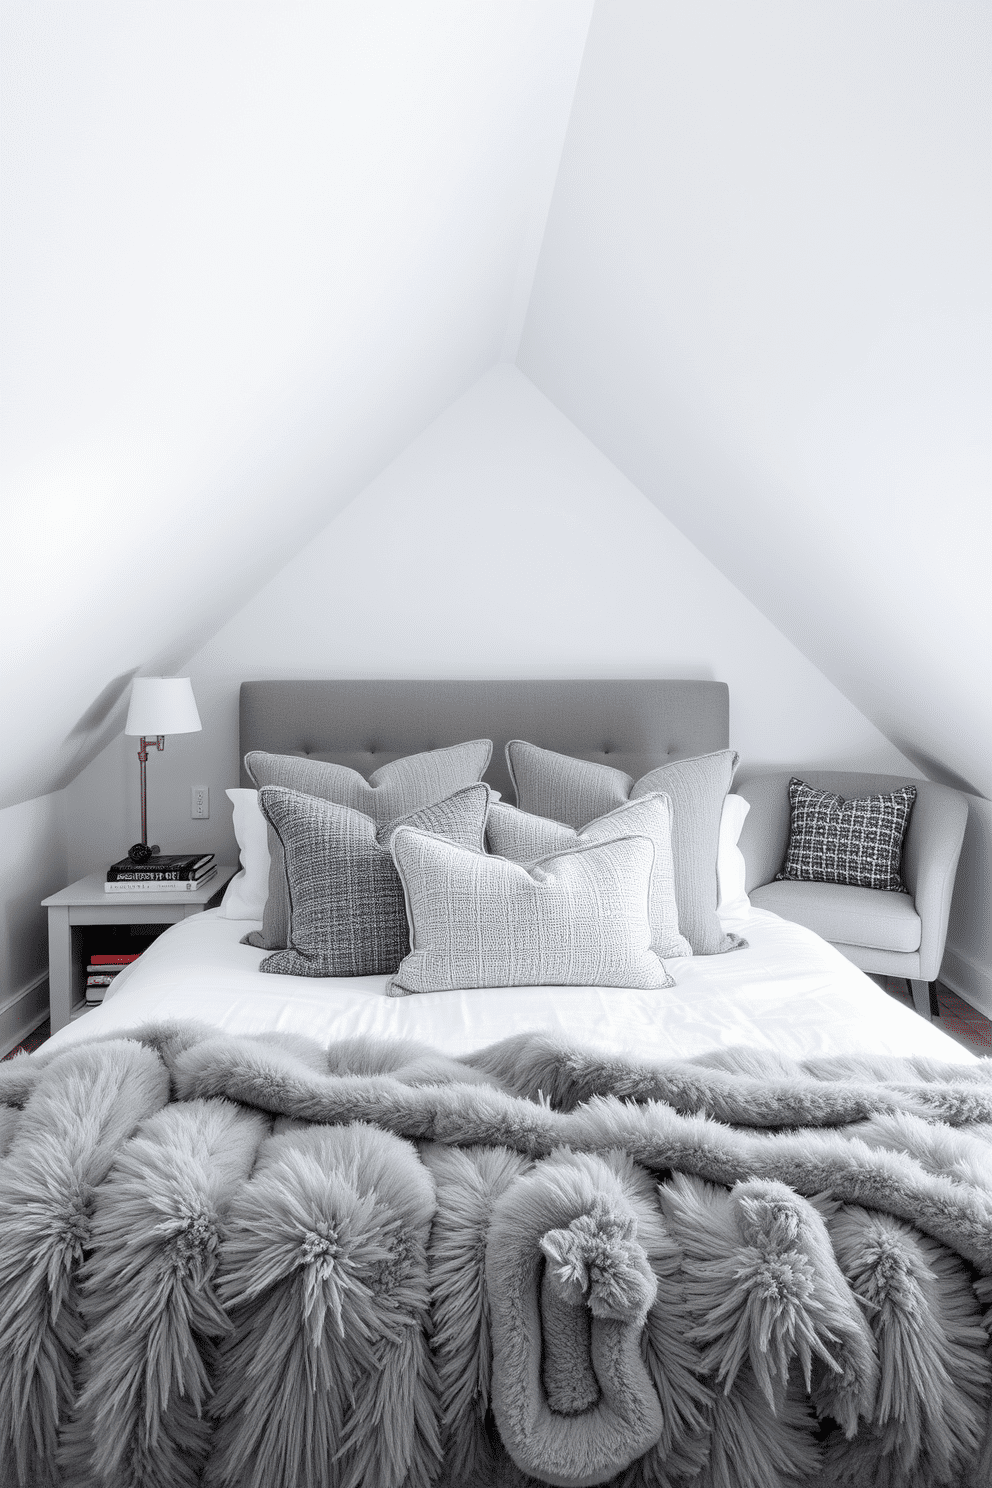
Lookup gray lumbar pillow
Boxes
[486,794,691,961]
[243,740,492,950]
[387,826,673,997]
[505,741,745,956]
[257,783,491,978]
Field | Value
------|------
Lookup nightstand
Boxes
[42,868,237,1032]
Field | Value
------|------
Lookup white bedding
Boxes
[45,906,974,1065]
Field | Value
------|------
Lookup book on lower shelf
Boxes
[106,852,215,883]
[104,867,217,894]
[84,951,141,1003]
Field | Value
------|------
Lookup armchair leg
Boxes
[907,979,935,1022]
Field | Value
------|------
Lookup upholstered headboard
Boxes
[239,680,730,801]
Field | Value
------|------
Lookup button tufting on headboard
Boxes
[239,680,730,801]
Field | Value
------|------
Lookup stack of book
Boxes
[105,852,217,893]
[85,952,139,1003]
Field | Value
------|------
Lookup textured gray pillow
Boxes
[244,739,492,950]
[387,827,673,997]
[486,794,691,960]
[505,742,744,956]
[257,783,491,978]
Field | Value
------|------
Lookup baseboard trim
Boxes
[0,971,49,1058]
[940,945,992,1021]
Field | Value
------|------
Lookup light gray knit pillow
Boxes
[505,742,745,957]
[257,783,491,978]
[387,827,673,996]
[486,794,691,961]
[243,739,492,950]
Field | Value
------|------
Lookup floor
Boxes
[873,977,991,1057]
[4,982,991,1062]
[3,1019,52,1060]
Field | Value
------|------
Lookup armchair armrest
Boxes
[734,773,792,893]
[900,782,968,980]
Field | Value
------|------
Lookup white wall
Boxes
[19,4,988,1028]
[0,0,592,808]
[66,366,918,876]
[0,792,67,1050]
[943,797,992,1020]
[518,0,992,799]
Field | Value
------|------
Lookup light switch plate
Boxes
[191,786,209,819]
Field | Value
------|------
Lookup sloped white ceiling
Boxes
[65,367,919,878]
[5,0,987,817]
[0,1,592,809]
[518,0,992,797]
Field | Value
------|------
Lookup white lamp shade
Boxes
[125,677,202,736]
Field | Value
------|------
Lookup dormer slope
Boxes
[519,0,991,798]
[0,3,593,809]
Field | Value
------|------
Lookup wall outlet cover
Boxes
[191,786,209,819]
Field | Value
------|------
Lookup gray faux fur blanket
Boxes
[1,1024,991,1488]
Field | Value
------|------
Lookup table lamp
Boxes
[124,677,202,862]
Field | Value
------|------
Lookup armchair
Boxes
[733,771,968,1020]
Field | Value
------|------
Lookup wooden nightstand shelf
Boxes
[42,868,236,1032]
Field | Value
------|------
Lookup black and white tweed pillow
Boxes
[776,778,916,892]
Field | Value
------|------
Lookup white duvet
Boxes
[45,907,973,1065]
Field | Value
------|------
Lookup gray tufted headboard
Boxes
[239,680,730,801]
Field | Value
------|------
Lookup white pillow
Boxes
[717,794,751,929]
[219,788,270,921]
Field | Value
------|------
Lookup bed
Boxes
[5,679,991,1488]
[40,902,967,1067]
[43,677,972,1065]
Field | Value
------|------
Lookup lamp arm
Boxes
[134,735,165,857]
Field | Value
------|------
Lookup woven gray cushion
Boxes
[257,783,491,978]
[244,739,492,950]
[486,794,691,960]
[387,827,672,996]
[506,742,744,956]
